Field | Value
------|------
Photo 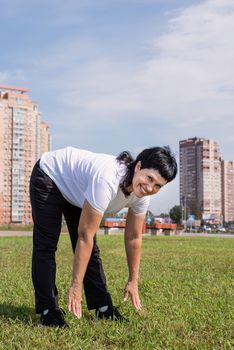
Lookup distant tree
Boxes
[158,212,169,218]
[169,205,182,224]
[188,199,202,220]
[146,210,154,217]
[146,210,155,224]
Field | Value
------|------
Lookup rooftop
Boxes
[0,85,28,93]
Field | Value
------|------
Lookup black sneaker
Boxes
[40,308,69,328]
[95,306,128,322]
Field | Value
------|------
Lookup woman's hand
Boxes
[68,284,82,318]
[124,280,142,311]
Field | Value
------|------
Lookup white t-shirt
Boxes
[40,147,150,215]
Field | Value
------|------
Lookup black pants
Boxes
[30,160,113,314]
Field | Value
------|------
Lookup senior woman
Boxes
[30,146,177,328]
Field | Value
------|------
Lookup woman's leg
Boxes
[30,162,65,314]
[83,235,113,310]
[63,202,113,310]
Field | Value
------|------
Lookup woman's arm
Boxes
[124,208,146,310]
[68,200,103,318]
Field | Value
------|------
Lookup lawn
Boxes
[0,234,233,350]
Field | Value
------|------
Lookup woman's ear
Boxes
[135,161,141,172]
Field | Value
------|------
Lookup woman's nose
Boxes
[146,185,153,193]
[147,184,159,194]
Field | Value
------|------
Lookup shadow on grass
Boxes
[0,303,38,325]
[0,304,96,326]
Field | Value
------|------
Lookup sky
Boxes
[1,0,234,214]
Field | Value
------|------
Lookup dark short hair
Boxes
[117,146,177,194]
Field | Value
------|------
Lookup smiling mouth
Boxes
[140,186,147,195]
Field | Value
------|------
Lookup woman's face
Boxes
[129,161,167,198]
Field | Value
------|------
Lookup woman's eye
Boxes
[148,176,153,181]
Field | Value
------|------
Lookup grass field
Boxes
[0,234,233,350]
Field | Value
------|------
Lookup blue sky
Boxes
[1,0,234,214]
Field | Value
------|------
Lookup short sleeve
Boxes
[84,177,114,213]
[130,196,150,214]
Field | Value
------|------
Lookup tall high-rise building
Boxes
[179,137,222,223]
[221,160,234,223]
[0,85,50,224]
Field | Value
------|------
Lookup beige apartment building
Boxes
[180,137,222,224]
[221,160,234,223]
[0,85,50,224]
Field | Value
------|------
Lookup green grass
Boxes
[0,235,234,350]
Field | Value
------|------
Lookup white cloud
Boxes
[137,0,234,119]
[0,71,9,83]
[2,0,233,212]
[0,70,25,84]
[15,0,233,171]
[41,0,234,131]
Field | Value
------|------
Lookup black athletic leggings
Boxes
[30,160,112,313]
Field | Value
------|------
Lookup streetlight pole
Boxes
[184,196,187,232]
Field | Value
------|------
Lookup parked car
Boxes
[203,226,211,232]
